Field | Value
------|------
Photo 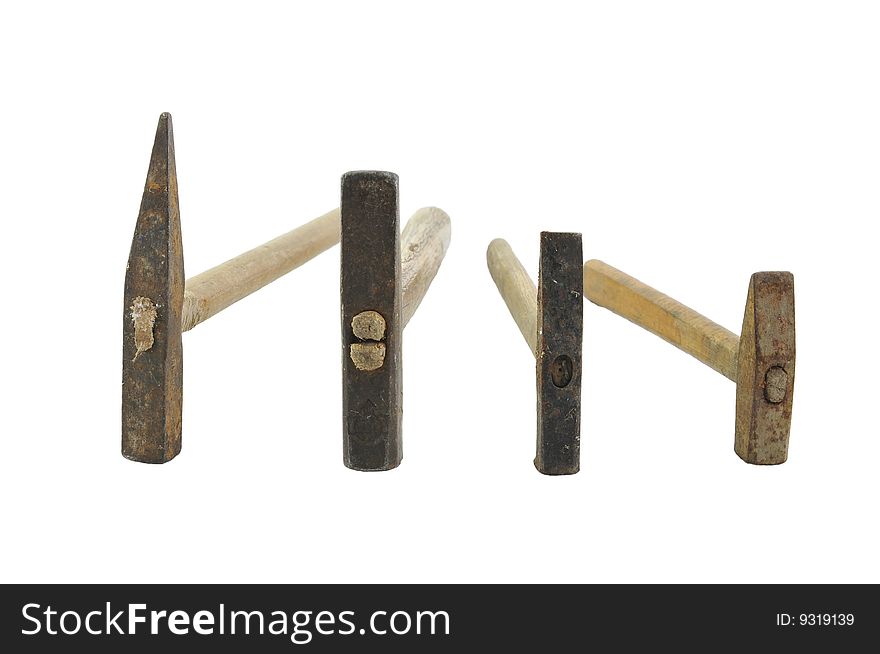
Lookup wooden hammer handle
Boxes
[583,259,740,381]
[181,206,449,334]
[182,208,340,332]
[486,238,538,357]
[400,207,452,329]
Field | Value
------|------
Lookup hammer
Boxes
[122,113,340,463]
[340,171,452,471]
[487,233,584,475]
[583,260,796,465]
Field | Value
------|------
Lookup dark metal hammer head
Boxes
[121,113,185,463]
[734,272,795,464]
[535,232,583,475]
[340,171,402,471]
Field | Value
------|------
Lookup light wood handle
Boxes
[400,207,452,329]
[181,208,340,332]
[487,238,538,357]
[583,259,740,380]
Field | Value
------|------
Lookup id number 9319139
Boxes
[776,613,855,627]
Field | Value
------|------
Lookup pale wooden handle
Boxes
[182,208,340,332]
[400,207,452,329]
[486,238,537,357]
[583,259,740,380]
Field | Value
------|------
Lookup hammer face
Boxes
[735,272,795,464]
[122,113,184,463]
[536,232,583,475]
[341,171,402,471]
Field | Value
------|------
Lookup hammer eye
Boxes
[550,355,574,388]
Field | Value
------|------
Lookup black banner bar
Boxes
[1,584,875,651]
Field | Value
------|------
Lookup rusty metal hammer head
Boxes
[339,172,452,471]
[536,232,584,475]
[486,233,583,475]
[340,171,403,471]
[122,113,185,463]
[734,272,796,465]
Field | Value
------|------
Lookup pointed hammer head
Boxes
[734,272,795,465]
[121,113,185,463]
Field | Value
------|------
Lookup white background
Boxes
[1,1,877,583]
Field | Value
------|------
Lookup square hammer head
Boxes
[340,171,402,471]
[536,232,584,475]
[121,113,185,463]
[735,272,795,464]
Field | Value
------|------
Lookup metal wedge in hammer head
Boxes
[487,233,584,475]
[122,113,184,463]
[582,260,796,465]
[340,171,452,471]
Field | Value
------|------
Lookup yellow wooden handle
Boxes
[583,259,740,381]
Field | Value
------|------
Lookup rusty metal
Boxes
[535,232,583,475]
[734,272,796,464]
[122,113,185,463]
[340,171,402,471]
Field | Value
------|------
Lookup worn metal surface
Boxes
[340,171,402,471]
[535,232,583,475]
[122,113,185,463]
[734,272,795,465]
